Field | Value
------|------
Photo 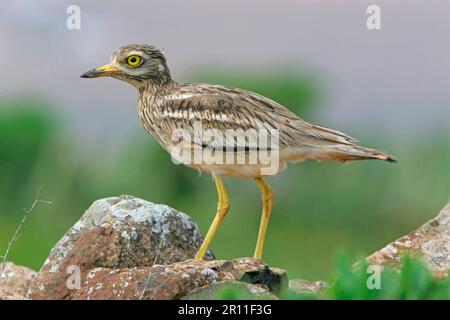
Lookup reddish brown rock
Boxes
[0,262,36,300]
[366,202,450,278]
[29,195,213,299]
[72,258,286,300]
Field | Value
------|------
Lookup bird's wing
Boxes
[155,83,358,150]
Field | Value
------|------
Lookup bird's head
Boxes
[81,44,171,88]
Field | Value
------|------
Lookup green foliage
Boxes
[325,253,450,300]
[279,289,318,300]
[0,102,59,212]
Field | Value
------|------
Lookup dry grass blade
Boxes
[0,185,53,278]
[139,239,164,300]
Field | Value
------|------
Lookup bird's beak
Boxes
[80,64,120,78]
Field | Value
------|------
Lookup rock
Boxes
[0,289,27,300]
[72,258,287,300]
[366,202,450,278]
[181,280,278,300]
[0,262,36,300]
[29,195,213,299]
[288,279,328,296]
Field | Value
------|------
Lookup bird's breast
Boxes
[137,97,168,146]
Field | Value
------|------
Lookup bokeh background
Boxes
[0,0,449,280]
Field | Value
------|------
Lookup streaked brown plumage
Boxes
[82,44,396,260]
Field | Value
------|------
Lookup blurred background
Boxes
[0,0,449,280]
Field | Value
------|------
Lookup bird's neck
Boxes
[135,67,173,92]
[150,71,172,87]
[138,79,173,97]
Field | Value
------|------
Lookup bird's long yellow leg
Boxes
[195,175,230,260]
[253,177,274,259]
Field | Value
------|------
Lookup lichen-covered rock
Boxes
[29,195,213,299]
[72,258,286,300]
[366,202,450,278]
[0,262,36,300]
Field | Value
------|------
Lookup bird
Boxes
[81,44,396,261]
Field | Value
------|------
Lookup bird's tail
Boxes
[324,144,397,163]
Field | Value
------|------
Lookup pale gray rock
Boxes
[288,279,328,296]
[366,202,450,278]
[181,280,278,300]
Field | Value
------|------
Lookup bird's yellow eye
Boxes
[126,55,142,67]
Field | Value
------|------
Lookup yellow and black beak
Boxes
[81,64,120,78]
